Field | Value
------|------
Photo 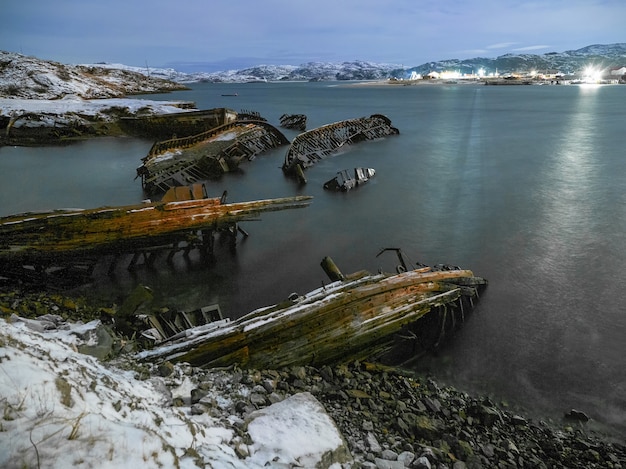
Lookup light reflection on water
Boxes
[1,82,625,436]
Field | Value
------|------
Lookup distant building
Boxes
[609,66,626,76]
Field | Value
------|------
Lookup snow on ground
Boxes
[0,51,185,100]
[0,317,348,468]
[0,97,194,119]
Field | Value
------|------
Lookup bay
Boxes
[1,81,625,437]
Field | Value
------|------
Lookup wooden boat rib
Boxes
[138,263,487,369]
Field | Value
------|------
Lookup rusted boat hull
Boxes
[138,263,487,369]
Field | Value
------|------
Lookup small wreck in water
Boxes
[138,253,487,369]
[0,184,311,284]
[323,167,376,191]
[282,114,399,184]
[279,114,307,131]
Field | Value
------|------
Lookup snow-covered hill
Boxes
[0,51,187,99]
[139,60,402,84]
[116,43,626,82]
[3,43,625,94]
[406,43,626,77]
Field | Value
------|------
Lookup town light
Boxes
[582,66,602,83]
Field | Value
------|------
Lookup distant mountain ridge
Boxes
[150,43,626,82]
[1,43,625,99]
[406,43,626,77]
[196,43,623,82]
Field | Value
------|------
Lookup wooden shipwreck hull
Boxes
[282,114,399,183]
[118,108,237,139]
[136,120,289,195]
[279,113,307,131]
[0,184,312,275]
[138,262,487,369]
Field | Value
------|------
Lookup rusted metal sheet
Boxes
[282,114,399,182]
[136,120,289,195]
[279,114,307,131]
[0,184,312,282]
[138,260,487,369]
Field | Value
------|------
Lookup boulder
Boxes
[245,392,352,468]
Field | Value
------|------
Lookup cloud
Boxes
[486,42,518,50]
[513,45,552,52]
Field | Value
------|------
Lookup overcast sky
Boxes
[1,0,624,72]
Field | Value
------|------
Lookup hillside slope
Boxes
[0,51,187,99]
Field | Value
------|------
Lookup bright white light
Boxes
[582,66,603,83]
[440,70,461,79]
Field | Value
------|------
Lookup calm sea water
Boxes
[1,81,625,437]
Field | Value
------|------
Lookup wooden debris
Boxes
[136,120,289,195]
[0,184,312,284]
[282,114,399,183]
[138,258,487,369]
[279,114,307,131]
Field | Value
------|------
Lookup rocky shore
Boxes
[148,360,626,468]
[2,289,625,468]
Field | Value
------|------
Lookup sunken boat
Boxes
[118,108,237,140]
[138,254,487,369]
[323,167,376,191]
[0,184,311,284]
[282,114,399,183]
[136,119,289,195]
[279,113,307,131]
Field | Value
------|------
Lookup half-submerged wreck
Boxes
[282,114,399,183]
[118,108,237,140]
[279,113,307,131]
[0,184,311,284]
[138,255,487,369]
[323,167,376,191]
[136,120,289,195]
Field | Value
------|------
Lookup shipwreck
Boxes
[118,108,237,140]
[279,113,307,131]
[282,114,399,183]
[136,120,289,195]
[0,184,311,285]
[323,167,376,191]
[138,253,487,369]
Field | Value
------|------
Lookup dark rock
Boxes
[564,408,590,422]
[157,361,174,377]
[190,388,208,404]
